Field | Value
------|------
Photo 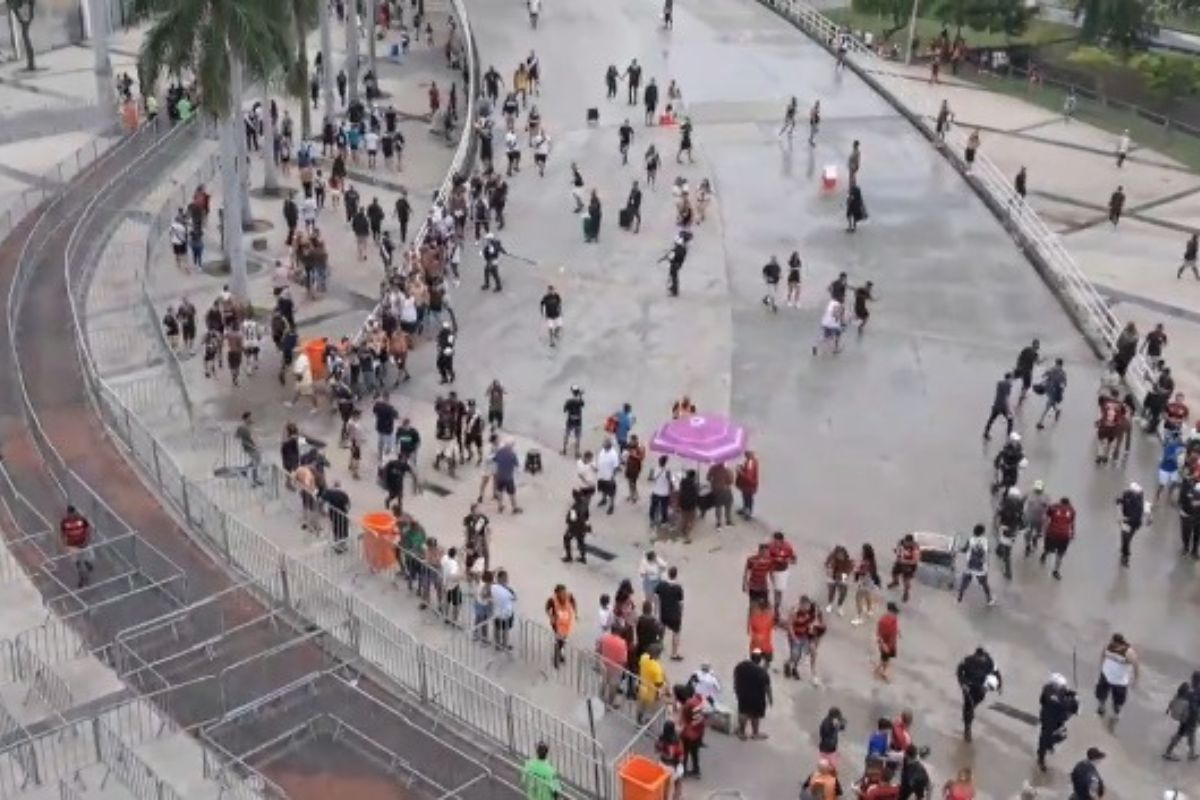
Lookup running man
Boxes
[779,97,797,138]
[540,285,564,347]
[60,505,94,588]
[812,297,845,356]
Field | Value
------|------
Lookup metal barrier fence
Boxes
[758,0,1153,399]
[13,638,75,717]
[96,722,185,800]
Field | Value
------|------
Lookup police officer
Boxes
[1069,747,1106,800]
[481,232,507,292]
[991,432,1024,494]
[1178,474,1199,558]
[563,489,591,564]
[957,646,1000,741]
[436,321,456,384]
[660,234,688,297]
[1037,673,1079,771]
[995,486,1023,580]
[1115,482,1145,567]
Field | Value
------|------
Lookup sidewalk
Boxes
[861,59,1200,397]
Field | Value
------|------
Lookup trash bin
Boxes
[303,338,328,380]
[618,755,670,800]
[361,512,397,572]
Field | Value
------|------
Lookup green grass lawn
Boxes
[824,8,1078,48]
[958,69,1200,171]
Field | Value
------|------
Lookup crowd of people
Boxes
[157,1,1200,798]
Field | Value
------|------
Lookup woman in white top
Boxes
[648,455,674,529]
[440,547,463,625]
[169,216,188,270]
[1096,633,1137,721]
[638,550,668,609]
[241,317,261,372]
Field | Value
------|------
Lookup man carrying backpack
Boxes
[957,525,994,606]
[1164,671,1200,761]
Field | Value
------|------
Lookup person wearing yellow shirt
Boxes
[638,642,667,724]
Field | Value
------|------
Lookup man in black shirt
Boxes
[1014,338,1042,403]
[481,232,506,292]
[623,59,642,105]
[282,192,299,245]
[618,119,634,164]
[395,190,412,242]
[436,322,456,384]
[367,197,385,242]
[395,417,422,486]
[372,395,398,461]
[1144,323,1168,360]
[322,480,351,552]
[898,745,931,800]
[634,599,663,659]
[563,489,591,563]
[828,272,848,303]
[643,79,659,126]
[983,373,1015,440]
[625,181,642,233]
[1069,747,1105,799]
[562,386,585,457]
[540,286,563,347]
[853,281,875,331]
[654,566,684,660]
[733,651,772,740]
[381,453,413,509]
[956,646,999,741]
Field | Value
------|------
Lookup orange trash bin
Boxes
[304,338,328,380]
[618,755,670,800]
[361,512,398,572]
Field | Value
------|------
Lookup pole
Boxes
[904,0,921,66]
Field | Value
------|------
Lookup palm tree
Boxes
[319,0,335,113]
[135,0,292,300]
[287,0,319,139]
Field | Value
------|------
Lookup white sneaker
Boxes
[824,604,833,613]
[987,598,996,606]
[850,617,863,626]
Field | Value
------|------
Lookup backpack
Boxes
[1168,687,1191,722]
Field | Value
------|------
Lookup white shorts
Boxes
[546,317,562,331]
[770,569,789,593]
[1159,469,1179,487]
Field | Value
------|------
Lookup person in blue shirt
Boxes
[866,717,892,760]
[616,403,635,450]
[1156,433,1184,508]
[492,439,523,514]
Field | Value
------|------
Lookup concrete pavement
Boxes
[855,58,1200,401]
[81,3,1200,800]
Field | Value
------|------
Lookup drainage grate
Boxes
[583,542,616,562]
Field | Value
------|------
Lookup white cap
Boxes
[1033,480,1044,492]
[1050,672,1067,687]
[1130,482,1142,493]
[1006,486,1022,498]
[1009,432,1022,443]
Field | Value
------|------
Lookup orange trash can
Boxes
[303,338,328,380]
[361,512,398,572]
[618,755,670,800]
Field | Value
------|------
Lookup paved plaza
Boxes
[3,0,1200,798]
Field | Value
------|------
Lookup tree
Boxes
[931,0,1029,38]
[136,0,292,299]
[287,0,318,139]
[851,0,916,40]
[1132,52,1200,102]
[1076,0,1157,52]
[7,0,38,71]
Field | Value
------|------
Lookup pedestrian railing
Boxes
[759,0,1153,400]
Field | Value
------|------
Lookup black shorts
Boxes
[1044,538,1070,555]
[535,154,547,165]
[662,616,681,634]
[495,477,516,496]
[748,588,769,606]
[879,647,896,663]
[172,242,187,256]
[1016,370,1033,390]
[597,478,616,496]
